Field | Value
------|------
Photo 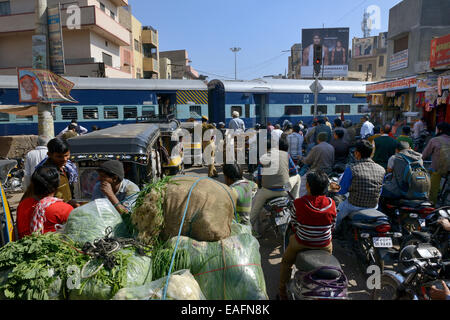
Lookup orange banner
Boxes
[366,76,417,93]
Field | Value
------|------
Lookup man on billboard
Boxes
[302,33,330,66]
[331,40,346,65]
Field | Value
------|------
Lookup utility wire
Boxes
[332,0,369,25]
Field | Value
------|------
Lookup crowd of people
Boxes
[14,114,450,300]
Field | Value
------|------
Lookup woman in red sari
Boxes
[16,166,73,239]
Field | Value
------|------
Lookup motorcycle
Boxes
[0,159,23,194]
[282,193,348,300]
[373,243,450,300]
[413,130,431,154]
[337,208,402,273]
[379,197,435,237]
[401,206,450,259]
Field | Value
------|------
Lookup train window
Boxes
[142,106,155,117]
[311,105,327,115]
[189,105,202,118]
[231,106,242,117]
[335,105,351,114]
[245,104,250,118]
[358,105,368,113]
[83,107,98,120]
[124,106,137,119]
[104,106,118,119]
[15,115,33,121]
[0,113,9,122]
[285,106,303,115]
[61,107,78,120]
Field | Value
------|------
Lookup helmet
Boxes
[343,120,352,128]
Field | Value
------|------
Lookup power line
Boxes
[332,0,369,25]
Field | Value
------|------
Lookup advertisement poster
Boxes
[17,68,77,103]
[32,35,47,70]
[430,33,450,69]
[352,37,374,57]
[47,5,66,74]
[301,28,349,78]
[389,49,409,71]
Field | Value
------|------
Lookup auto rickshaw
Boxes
[0,179,16,247]
[137,114,184,176]
[67,123,165,203]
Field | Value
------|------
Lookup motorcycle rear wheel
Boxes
[372,273,403,300]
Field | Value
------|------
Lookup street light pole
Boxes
[230,47,241,80]
[35,0,54,138]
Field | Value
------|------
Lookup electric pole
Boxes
[35,0,54,138]
[230,47,241,80]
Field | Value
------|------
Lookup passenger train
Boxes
[0,75,369,136]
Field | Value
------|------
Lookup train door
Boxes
[157,93,176,116]
[254,94,267,126]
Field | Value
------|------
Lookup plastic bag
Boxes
[166,234,268,300]
[69,249,152,300]
[230,222,252,236]
[64,199,130,244]
[112,269,205,300]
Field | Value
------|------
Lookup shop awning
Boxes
[366,76,417,94]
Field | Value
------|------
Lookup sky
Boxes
[130,0,403,80]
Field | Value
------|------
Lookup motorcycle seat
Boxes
[265,197,289,207]
[348,209,387,222]
[295,250,342,277]
[398,199,433,208]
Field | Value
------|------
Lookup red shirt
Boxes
[292,195,337,247]
[16,198,73,239]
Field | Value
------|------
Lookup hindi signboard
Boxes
[430,33,450,69]
[17,68,77,103]
[47,5,66,74]
[389,49,409,72]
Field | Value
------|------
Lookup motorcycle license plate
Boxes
[373,237,393,248]
[418,219,426,227]
[275,214,289,226]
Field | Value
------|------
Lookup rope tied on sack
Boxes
[161,175,238,300]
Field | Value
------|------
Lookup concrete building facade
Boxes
[288,43,301,79]
[0,0,133,78]
[159,50,200,80]
[159,57,172,79]
[142,25,159,79]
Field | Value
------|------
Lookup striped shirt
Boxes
[230,179,257,224]
[291,195,337,247]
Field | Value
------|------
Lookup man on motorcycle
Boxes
[381,141,429,200]
[334,140,385,230]
[300,132,335,174]
[278,170,336,300]
[250,136,298,237]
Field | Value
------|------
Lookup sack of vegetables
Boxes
[165,233,268,300]
[132,176,238,245]
[64,199,130,244]
[112,269,205,300]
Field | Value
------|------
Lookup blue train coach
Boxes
[0,76,209,136]
[207,78,370,128]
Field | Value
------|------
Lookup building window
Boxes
[311,105,327,115]
[231,106,242,117]
[0,112,9,122]
[102,52,113,67]
[368,64,372,71]
[104,106,118,119]
[124,106,137,119]
[143,44,157,59]
[100,2,106,12]
[358,65,362,72]
[61,107,78,120]
[110,11,115,20]
[142,106,155,117]
[394,35,408,53]
[189,106,202,118]
[285,105,303,115]
[379,55,384,67]
[136,68,141,79]
[134,39,141,52]
[83,107,98,120]
[0,1,11,16]
[16,115,33,121]
[335,105,350,114]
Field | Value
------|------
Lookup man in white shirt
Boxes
[58,120,88,137]
[23,135,51,190]
[360,115,374,139]
[271,124,283,141]
[229,111,246,131]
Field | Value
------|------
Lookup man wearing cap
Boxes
[91,160,140,214]
[202,116,219,178]
[229,111,246,131]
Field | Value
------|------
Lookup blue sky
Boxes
[130,0,402,80]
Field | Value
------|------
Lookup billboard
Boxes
[17,68,77,103]
[47,5,66,74]
[389,49,409,72]
[301,28,349,78]
[430,33,450,69]
[352,37,375,58]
